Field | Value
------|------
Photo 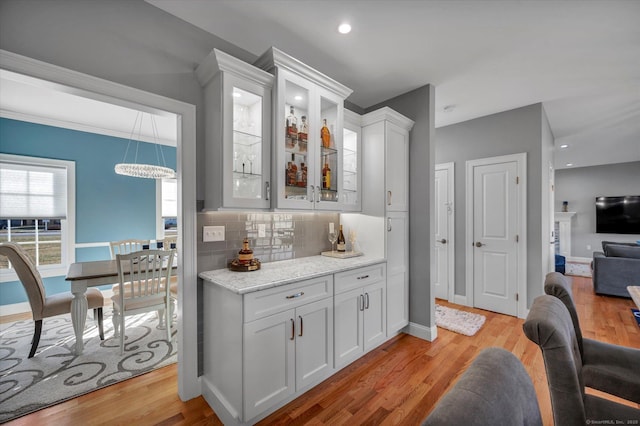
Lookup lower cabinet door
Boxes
[363,280,386,351]
[334,287,364,369]
[386,271,408,333]
[244,309,295,421]
[295,297,334,390]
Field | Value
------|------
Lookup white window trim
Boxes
[156,178,177,240]
[0,153,75,282]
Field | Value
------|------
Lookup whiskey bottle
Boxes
[321,118,331,148]
[298,115,308,152]
[238,237,254,265]
[286,161,292,186]
[289,153,298,186]
[336,225,346,252]
[301,162,307,186]
[322,161,331,189]
[286,106,298,148]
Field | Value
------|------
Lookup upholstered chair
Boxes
[0,242,104,358]
[523,295,640,425]
[544,272,640,403]
[422,347,542,426]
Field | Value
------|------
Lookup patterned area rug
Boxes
[565,261,592,277]
[435,304,486,336]
[0,309,177,423]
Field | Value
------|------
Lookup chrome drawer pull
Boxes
[357,275,369,280]
[286,292,304,299]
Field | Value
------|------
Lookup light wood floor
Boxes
[5,276,639,425]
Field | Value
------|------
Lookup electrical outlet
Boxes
[586,244,591,250]
[203,225,225,242]
[258,223,266,238]
[329,222,335,233]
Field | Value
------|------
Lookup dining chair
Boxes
[422,347,542,426]
[158,235,178,312]
[0,242,104,358]
[112,249,175,354]
[109,239,150,259]
[523,295,640,425]
[544,272,640,403]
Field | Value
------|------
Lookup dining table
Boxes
[65,258,177,355]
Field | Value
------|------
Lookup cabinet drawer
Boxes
[334,263,386,294]
[244,275,334,322]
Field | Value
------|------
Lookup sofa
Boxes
[592,241,640,297]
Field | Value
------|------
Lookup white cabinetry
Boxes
[361,107,414,335]
[197,49,274,210]
[255,47,353,211]
[334,263,386,369]
[342,109,362,212]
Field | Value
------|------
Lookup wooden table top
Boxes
[66,259,176,281]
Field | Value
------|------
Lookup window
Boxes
[157,178,177,238]
[0,154,75,280]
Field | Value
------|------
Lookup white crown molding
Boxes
[0,109,176,147]
[196,48,274,88]
[254,47,353,99]
[344,109,362,126]
[361,106,415,130]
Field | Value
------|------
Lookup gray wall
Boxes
[366,85,436,328]
[0,0,255,202]
[555,161,640,257]
[436,104,546,307]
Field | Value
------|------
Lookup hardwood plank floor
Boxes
[5,276,639,425]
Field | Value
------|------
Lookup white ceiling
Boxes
[148,0,640,170]
[0,70,177,146]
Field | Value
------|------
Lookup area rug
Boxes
[565,261,592,277]
[0,309,177,423]
[435,304,486,336]
[633,309,640,328]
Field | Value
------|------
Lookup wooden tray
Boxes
[321,251,363,259]
[228,259,261,272]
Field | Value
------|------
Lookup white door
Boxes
[363,280,386,351]
[244,309,295,420]
[468,156,523,316]
[385,122,409,212]
[295,298,333,390]
[434,163,454,300]
[334,287,364,369]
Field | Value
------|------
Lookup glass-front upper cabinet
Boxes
[342,109,362,211]
[255,47,353,210]
[197,48,274,210]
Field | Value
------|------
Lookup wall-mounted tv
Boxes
[595,195,640,234]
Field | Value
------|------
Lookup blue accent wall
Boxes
[0,117,176,306]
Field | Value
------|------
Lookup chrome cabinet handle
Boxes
[298,315,303,337]
[439,238,447,244]
[474,241,486,248]
[286,292,304,299]
[265,181,270,201]
[387,190,392,206]
[387,217,392,232]
[316,185,321,203]
[357,275,369,280]
[359,294,365,311]
[310,186,315,203]
[365,292,370,309]
[290,318,295,341]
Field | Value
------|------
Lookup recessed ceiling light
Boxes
[338,23,352,34]
[566,163,573,167]
[294,95,303,101]
[443,105,455,113]
[560,144,569,149]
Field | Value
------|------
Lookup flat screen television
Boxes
[595,195,640,234]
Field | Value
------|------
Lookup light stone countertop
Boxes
[199,254,386,294]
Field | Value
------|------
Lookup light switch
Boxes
[258,223,266,238]
[203,225,225,242]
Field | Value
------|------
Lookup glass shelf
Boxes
[233,130,262,146]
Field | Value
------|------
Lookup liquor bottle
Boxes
[322,161,331,189]
[238,237,254,265]
[321,118,331,148]
[301,163,307,186]
[286,106,298,148]
[289,153,298,186]
[286,161,292,185]
[298,115,308,152]
[336,225,346,252]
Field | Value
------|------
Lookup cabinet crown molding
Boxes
[196,48,274,88]
[361,107,415,130]
[254,47,353,100]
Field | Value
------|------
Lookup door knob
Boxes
[475,241,485,248]
[439,239,447,244]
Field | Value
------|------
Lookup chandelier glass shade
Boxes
[114,112,176,179]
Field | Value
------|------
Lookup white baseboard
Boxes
[406,321,437,342]
[567,256,591,264]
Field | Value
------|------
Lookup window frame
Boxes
[0,153,75,282]
[156,178,177,239]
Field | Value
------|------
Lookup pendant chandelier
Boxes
[114,111,176,179]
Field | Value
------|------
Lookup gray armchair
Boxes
[422,347,542,426]
[544,272,640,403]
[523,295,640,425]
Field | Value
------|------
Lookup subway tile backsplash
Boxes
[197,211,339,273]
